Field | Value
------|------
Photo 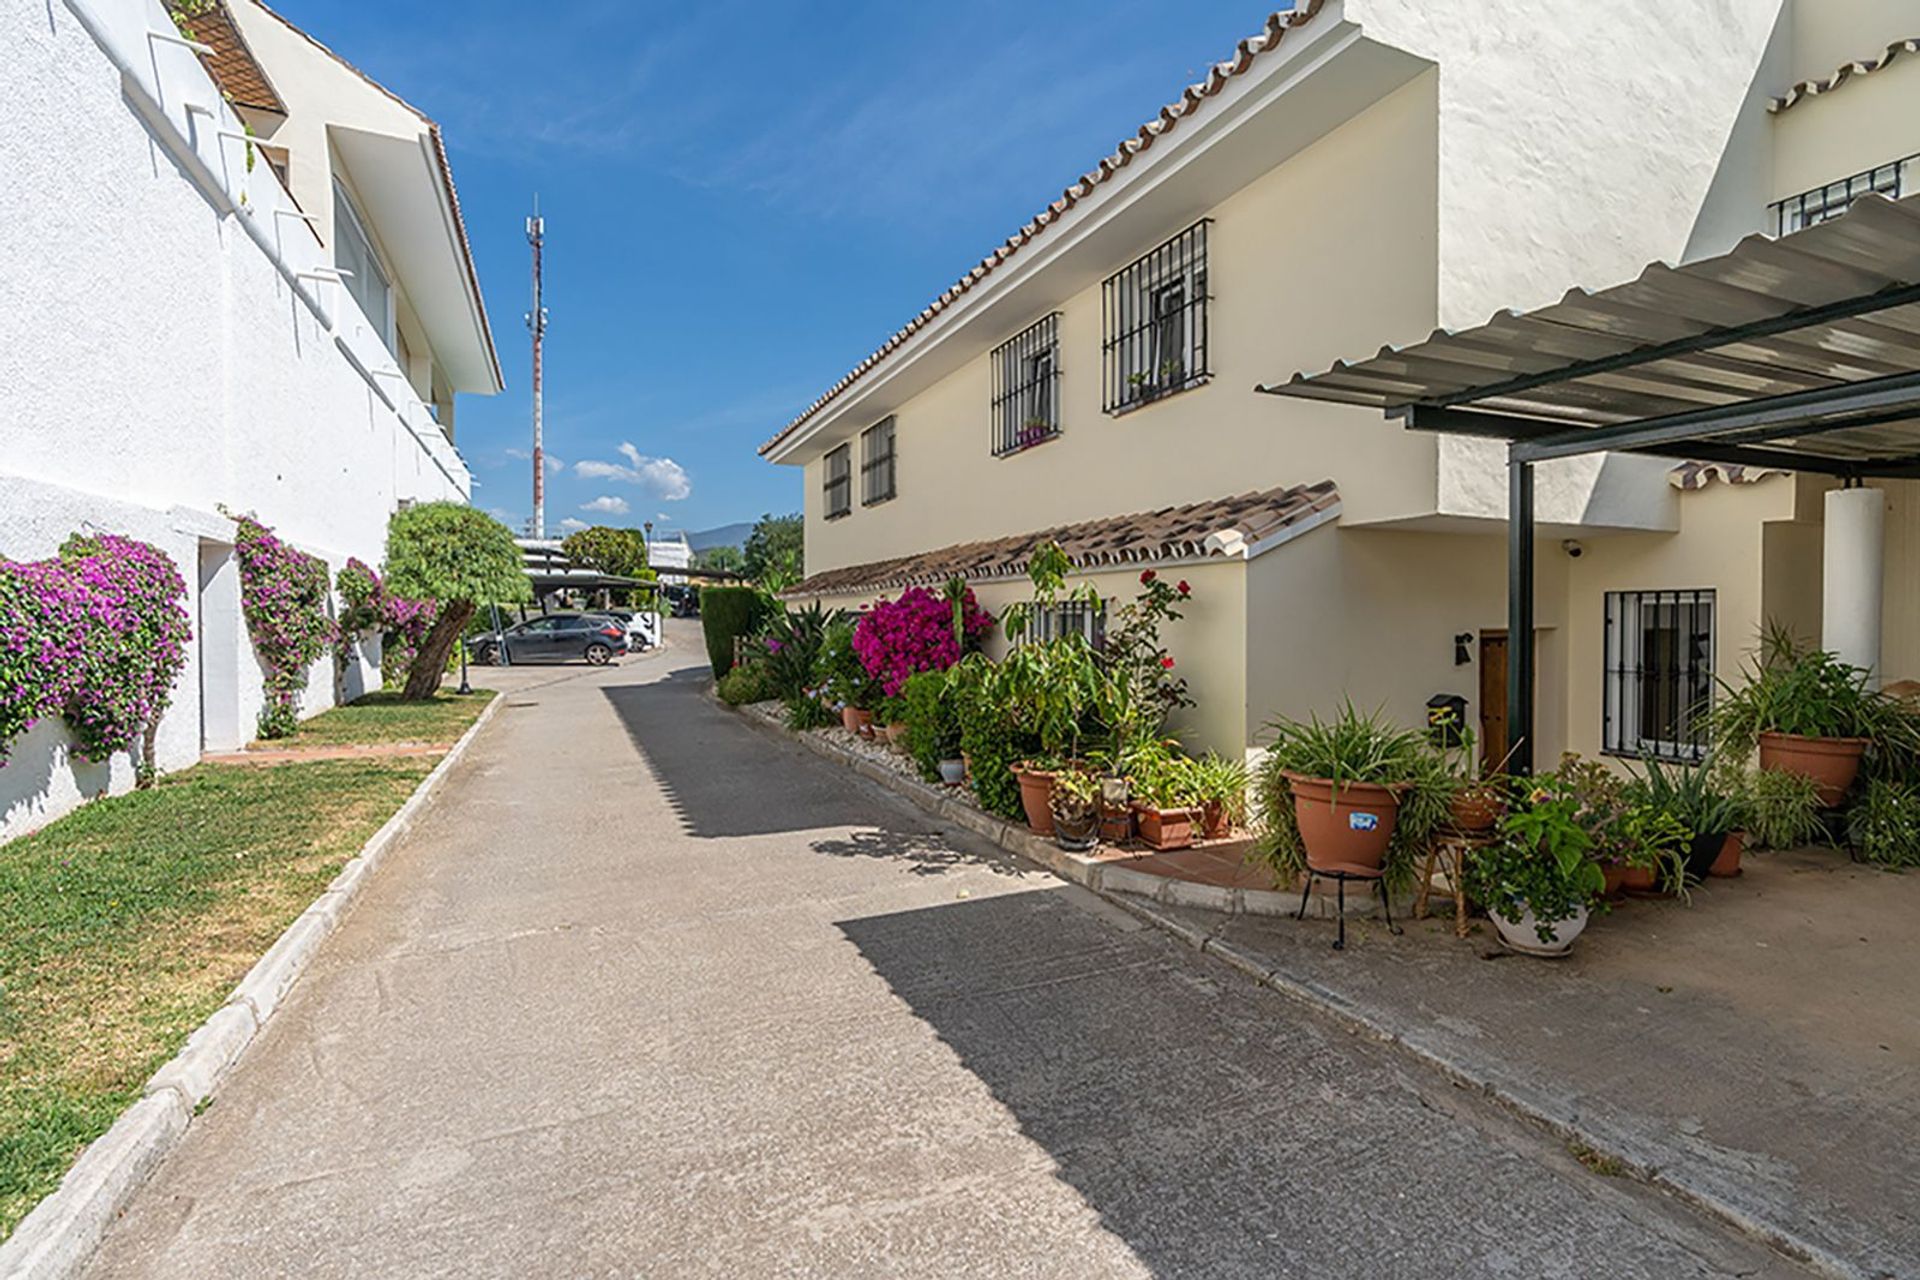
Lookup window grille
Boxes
[824,444,851,519]
[1603,589,1714,763]
[992,314,1062,455]
[1771,154,1918,235]
[1102,221,1210,413]
[861,417,896,505]
[1016,599,1107,648]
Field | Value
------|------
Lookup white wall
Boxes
[0,0,468,840]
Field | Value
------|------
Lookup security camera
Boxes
[1562,539,1584,558]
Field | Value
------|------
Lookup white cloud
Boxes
[573,443,691,500]
[581,495,631,515]
[558,517,589,533]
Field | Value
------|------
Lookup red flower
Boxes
[1140,569,1157,584]
[1176,580,1190,597]
[1160,655,1176,669]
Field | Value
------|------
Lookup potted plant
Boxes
[1634,758,1733,888]
[1049,767,1102,852]
[1464,789,1607,957]
[876,694,910,751]
[1130,753,1202,850]
[1711,625,1917,807]
[819,619,881,737]
[1097,773,1134,844]
[1256,703,1448,883]
[1189,752,1249,840]
[1437,723,1512,832]
[1740,764,1822,854]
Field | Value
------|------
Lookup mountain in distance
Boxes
[685,521,754,552]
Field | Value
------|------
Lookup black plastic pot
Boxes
[1681,829,1727,888]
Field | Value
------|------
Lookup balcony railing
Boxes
[1771,154,1918,236]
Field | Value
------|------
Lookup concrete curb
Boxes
[0,693,505,1280]
[725,698,1861,1280]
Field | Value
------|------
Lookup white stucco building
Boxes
[0,0,502,839]
[766,0,1920,774]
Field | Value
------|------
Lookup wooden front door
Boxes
[1479,631,1509,773]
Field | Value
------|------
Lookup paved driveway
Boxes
[86,628,1804,1277]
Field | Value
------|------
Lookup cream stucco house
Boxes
[0,0,499,837]
[762,0,1920,774]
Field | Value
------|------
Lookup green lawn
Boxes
[0,693,492,1239]
[272,688,494,748]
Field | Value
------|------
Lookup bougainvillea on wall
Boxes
[0,534,191,767]
[333,556,437,691]
[852,585,994,698]
[231,513,335,739]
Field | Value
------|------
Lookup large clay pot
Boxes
[1284,771,1402,875]
[1133,804,1200,850]
[1620,863,1660,896]
[1601,863,1628,897]
[1012,765,1056,836]
[1491,904,1590,957]
[1759,731,1867,808]
[1200,801,1232,841]
[1710,830,1745,878]
[1448,786,1504,833]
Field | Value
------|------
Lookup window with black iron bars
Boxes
[1102,221,1209,414]
[1603,589,1714,763]
[991,314,1062,456]
[824,443,851,519]
[1771,153,1918,235]
[861,418,896,505]
[1014,598,1107,649]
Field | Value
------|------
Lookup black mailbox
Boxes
[1427,694,1469,747]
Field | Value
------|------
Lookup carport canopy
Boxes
[1259,192,1920,773]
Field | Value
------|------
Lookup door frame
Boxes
[1478,629,1509,774]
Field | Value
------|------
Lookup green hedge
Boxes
[701,586,768,677]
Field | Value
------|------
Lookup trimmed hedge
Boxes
[701,586,768,677]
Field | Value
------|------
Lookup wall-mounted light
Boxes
[1454,632,1474,666]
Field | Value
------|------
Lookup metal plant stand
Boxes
[1295,866,1402,951]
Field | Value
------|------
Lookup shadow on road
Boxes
[600,670,1022,878]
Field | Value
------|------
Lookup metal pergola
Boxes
[1261,193,1920,774]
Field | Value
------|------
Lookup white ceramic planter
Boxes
[1491,904,1590,957]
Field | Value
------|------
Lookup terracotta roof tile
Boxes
[758,2,1327,458]
[167,1,284,113]
[1668,461,1790,491]
[1771,37,1920,113]
[785,480,1338,599]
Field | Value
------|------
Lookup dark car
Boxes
[472,613,626,666]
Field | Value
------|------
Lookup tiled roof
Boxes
[785,480,1338,599]
[758,1,1327,459]
[1770,37,1920,112]
[1668,461,1790,491]
[168,0,284,113]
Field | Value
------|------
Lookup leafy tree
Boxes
[696,544,744,574]
[384,503,530,699]
[561,525,649,579]
[742,513,803,591]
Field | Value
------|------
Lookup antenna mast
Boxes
[526,198,548,539]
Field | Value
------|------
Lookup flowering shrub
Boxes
[0,534,190,765]
[852,586,993,697]
[231,514,335,739]
[1105,569,1194,733]
[333,557,437,690]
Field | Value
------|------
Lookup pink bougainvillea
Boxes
[334,557,437,689]
[851,586,994,697]
[0,534,191,765]
[232,513,336,739]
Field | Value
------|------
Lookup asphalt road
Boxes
[86,626,1806,1278]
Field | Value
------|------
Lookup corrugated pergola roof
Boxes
[1261,193,1920,475]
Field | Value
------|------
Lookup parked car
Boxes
[602,608,655,652]
[471,613,627,665]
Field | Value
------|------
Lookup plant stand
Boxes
[1415,829,1493,939]
[1295,866,1402,951]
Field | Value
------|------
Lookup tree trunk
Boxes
[402,601,475,701]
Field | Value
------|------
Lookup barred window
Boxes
[861,418,896,505]
[991,314,1062,456]
[1603,590,1714,763]
[824,443,851,519]
[1103,221,1209,413]
[1771,154,1916,235]
[1016,599,1107,648]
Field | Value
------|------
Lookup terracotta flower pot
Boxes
[1199,801,1232,841]
[1758,731,1867,808]
[842,707,874,737]
[1448,787,1504,833]
[1012,764,1056,836]
[1132,803,1200,850]
[1710,830,1745,878]
[1601,863,1628,896]
[1619,863,1660,895]
[882,722,909,750]
[1284,771,1402,876]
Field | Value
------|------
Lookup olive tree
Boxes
[384,503,529,699]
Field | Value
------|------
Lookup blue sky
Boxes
[274,0,1276,539]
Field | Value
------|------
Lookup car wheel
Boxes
[585,642,613,666]
[473,644,497,666]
